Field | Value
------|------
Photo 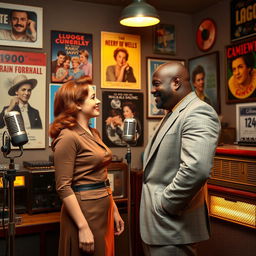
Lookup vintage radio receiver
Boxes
[0,165,28,214]
[209,155,256,193]
[23,161,61,214]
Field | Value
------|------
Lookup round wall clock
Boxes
[196,18,217,51]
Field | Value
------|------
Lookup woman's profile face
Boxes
[79,85,101,118]
[123,106,134,118]
[115,51,127,66]
[15,83,32,104]
[232,57,251,86]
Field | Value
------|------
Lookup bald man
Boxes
[140,62,220,256]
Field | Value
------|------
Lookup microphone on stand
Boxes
[122,118,137,144]
[1,113,28,256]
[4,111,28,147]
[122,117,137,256]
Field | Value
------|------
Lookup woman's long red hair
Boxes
[49,79,91,140]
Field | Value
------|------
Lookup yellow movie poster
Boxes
[101,31,141,89]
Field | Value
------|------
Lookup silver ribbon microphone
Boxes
[122,118,137,144]
[4,111,28,147]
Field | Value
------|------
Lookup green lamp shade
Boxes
[120,0,160,27]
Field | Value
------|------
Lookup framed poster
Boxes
[147,57,185,118]
[0,50,46,149]
[0,2,43,48]
[226,38,256,104]
[188,52,220,113]
[102,91,143,147]
[101,31,141,89]
[51,30,92,83]
[153,24,175,55]
[231,0,256,42]
[236,103,256,143]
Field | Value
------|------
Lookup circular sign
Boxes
[196,18,216,51]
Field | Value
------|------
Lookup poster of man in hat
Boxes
[0,50,46,149]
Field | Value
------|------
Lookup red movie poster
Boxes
[226,37,256,103]
[51,30,93,83]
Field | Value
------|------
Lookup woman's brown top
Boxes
[52,124,113,200]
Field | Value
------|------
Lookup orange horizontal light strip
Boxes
[210,196,256,228]
[0,176,25,188]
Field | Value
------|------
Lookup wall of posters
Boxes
[102,91,143,147]
[101,31,141,89]
[231,0,256,42]
[226,37,256,103]
[0,2,43,48]
[51,30,92,83]
[0,50,46,148]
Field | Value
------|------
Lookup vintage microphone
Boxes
[122,118,137,256]
[1,111,28,256]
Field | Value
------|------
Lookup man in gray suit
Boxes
[140,62,220,256]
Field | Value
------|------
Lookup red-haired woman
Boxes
[49,79,124,256]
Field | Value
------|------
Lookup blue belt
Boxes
[72,179,110,192]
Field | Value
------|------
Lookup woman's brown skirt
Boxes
[58,194,114,256]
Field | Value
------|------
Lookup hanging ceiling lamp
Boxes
[120,0,160,27]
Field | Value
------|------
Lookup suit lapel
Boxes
[144,92,197,172]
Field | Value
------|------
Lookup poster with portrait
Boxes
[231,0,256,42]
[153,24,175,55]
[226,37,256,104]
[0,50,46,149]
[101,31,141,89]
[0,2,43,48]
[51,30,93,83]
[102,91,143,147]
[188,52,220,113]
[49,83,96,145]
[147,57,185,118]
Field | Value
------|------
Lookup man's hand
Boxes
[28,19,36,34]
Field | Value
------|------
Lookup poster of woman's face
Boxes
[188,52,220,113]
[0,50,46,149]
[226,38,256,103]
[101,31,141,89]
[0,2,43,48]
[102,91,143,147]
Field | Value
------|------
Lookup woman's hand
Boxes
[113,203,124,235]
[78,225,95,254]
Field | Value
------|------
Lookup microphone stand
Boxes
[125,143,132,256]
[4,158,16,256]
[1,132,24,256]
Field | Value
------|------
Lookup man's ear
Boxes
[173,77,181,90]
[76,105,82,110]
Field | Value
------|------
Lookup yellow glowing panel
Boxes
[0,176,25,188]
[120,16,160,27]
[210,196,256,228]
